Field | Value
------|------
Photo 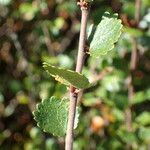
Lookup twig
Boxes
[125,0,141,149]
[125,37,139,149]
[135,0,141,25]
[90,67,114,85]
[60,26,77,54]
[42,25,55,56]
[65,1,90,150]
[130,38,138,71]
[0,24,7,38]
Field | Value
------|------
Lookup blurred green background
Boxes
[0,0,150,150]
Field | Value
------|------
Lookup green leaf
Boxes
[19,2,39,21]
[33,96,68,137]
[117,130,137,144]
[138,127,150,143]
[43,62,90,89]
[112,108,124,121]
[135,112,150,125]
[131,88,150,104]
[124,27,143,37]
[0,0,11,5]
[88,12,123,57]
[82,93,100,106]
[101,75,122,92]
[33,96,79,137]
[46,138,58,150]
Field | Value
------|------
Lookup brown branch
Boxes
[125,37,139,138]
[90,67,114,85]
[65,1,90,150]
[42,25,55,56]
[135,0,141,25]
[125,0,141,149]
[75,9,89,73]
[130,38,138,71]
[60,27,76,54]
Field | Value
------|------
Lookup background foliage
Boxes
[0,0,150,150]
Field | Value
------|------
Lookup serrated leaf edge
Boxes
[89,18,123,58]
[33,96,68,137]
[43,62,90,89]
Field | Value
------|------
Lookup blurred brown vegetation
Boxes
[0,0,150,150]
